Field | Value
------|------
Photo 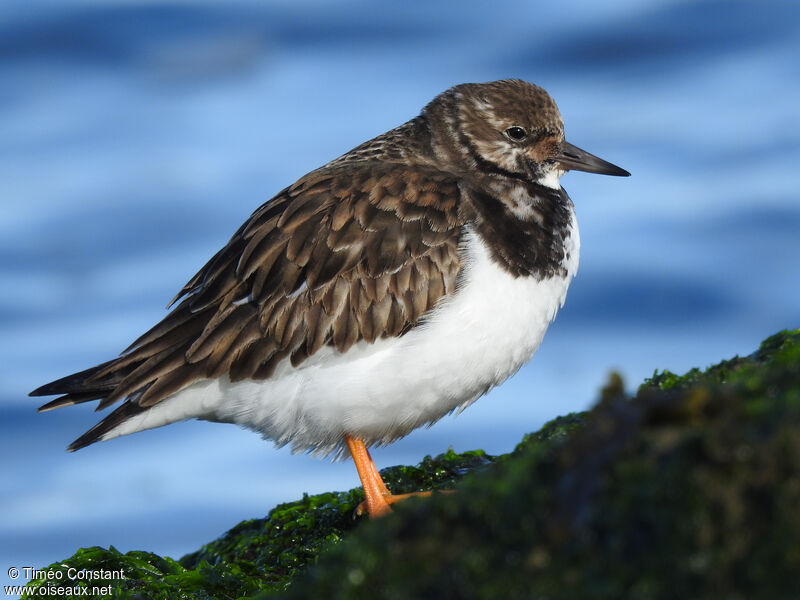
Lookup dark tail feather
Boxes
[30,359,148,450]
[30,357,146,416]
[67,397,148,452]
[37,391,108,413]
[29,360,119,397]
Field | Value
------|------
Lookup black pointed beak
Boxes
[556,141,630,177]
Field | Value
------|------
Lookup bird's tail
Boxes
[30,359,150,451]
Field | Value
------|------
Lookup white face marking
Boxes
[536,167,564,190]
[460,99,528,173]
[475,101,509,130]
[462,127,525,174]
[490,182,546,224]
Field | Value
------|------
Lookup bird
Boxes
[30,79,629,518]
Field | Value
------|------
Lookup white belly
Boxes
[103,218,580,457]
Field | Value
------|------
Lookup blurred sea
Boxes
[2,0,799,591]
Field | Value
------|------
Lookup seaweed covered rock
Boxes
[20,449,497,598]
[18,546,263,600]
[281,328,800,599]
[21,328,800,599]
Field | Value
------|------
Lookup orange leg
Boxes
[345,434,391,517]
[345,434,453,518]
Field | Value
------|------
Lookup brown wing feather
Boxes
[30,162,466,449]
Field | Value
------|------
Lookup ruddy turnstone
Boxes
[31,79,629,517]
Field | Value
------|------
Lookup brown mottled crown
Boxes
[422,79,566,182]
[454,79,564,139]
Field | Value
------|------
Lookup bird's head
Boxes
[426,79,629,188]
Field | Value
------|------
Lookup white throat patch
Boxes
[536,168,564,190]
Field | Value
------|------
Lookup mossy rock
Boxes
[22,328,800,599]
[20,448,501,599]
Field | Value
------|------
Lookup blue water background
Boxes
[2,0,799,590]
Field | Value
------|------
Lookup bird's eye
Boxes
[505,126,527,141]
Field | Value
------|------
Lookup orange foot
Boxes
[353,490,440,518]
[345,435,452,518]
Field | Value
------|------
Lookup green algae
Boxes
[21,328,800,600]
[17,545,262,600]
[643,329,800,392]
[178,447,496,592]
[21,449,498,599]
